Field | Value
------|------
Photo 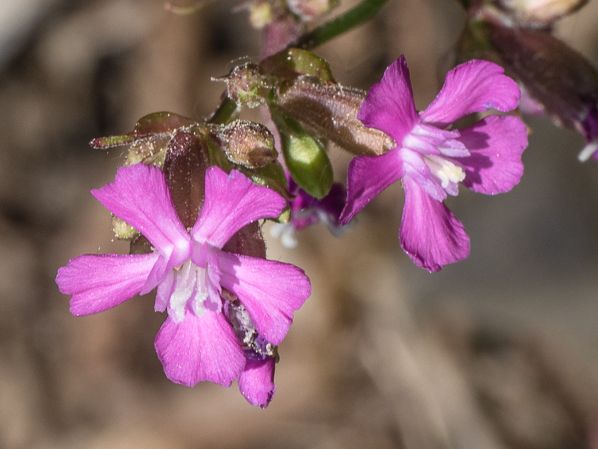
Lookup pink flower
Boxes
[339,56,528,272]
[56,163,311,407]
[271,174,349,248]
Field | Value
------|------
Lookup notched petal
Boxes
[399,178,470,272]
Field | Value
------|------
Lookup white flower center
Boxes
[169,260,209,322]
[423,154,466,189]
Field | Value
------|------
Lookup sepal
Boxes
[275,77,395,156]
[208,120,278,169]
[260,48,336,83]
[270,105,333,199]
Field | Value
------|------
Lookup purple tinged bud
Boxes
[262,14,303,57]
[474,20,598,158]
[287,0,339,21]
[208,120,278,168]
[487,0,588,28]
[163,130,210,229]
[241,0,274,29]
[217,63,273,108]
[260,48,336,83]
[275,77,395,156]
[124,112,200,167]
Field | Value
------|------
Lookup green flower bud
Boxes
[217,63,273,108]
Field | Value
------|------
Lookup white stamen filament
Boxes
[169,260,208,322]
[424,154,465,189]
[270,223,298,248]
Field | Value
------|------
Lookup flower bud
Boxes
[244,0,275,29]
[208,120,278,168]
[111,216,138,240]
[286,0,339,21]
[163,130,210,228]
[489,0,588,27]
[90,112,199,168]
[217,63,273,108]
[262,13,302,57]
[457,17,598,159]
[275,77,395,156]
[260,48,335,83]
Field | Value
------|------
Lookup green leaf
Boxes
[271,108,333,199]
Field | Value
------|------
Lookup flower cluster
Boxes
[57,163,311,407]
[56,48,529,408]
[340,56,528,271]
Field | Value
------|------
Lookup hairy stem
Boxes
[209,97,238,125]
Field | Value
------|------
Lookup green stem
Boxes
[290,0,391,50]
[209,96,238,125]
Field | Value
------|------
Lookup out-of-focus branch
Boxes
[289,0,390,50]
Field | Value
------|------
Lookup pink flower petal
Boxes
[357,55,418,143]
[456,115,528,195]
[154,307,245,387]
[218,252,311,345]
[399,177,470,272]
[155,270,174,313]
[421,60,520,127]
[56,252,159,316]
[92,164,191,270]
[340,148,404,225]
[192,167,286,248]
[239,358,276,408]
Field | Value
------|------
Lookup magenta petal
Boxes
[57,252,159,316]
[155,270,174,313]
[93,164,191,267]
[457,115,528,195]
[421,60,520,127]
[154,307,245,387]
[357,55,418,143]
[340,148,403,225]
[399,177,470,272]
[192,167,286,248]
[239,358,276,408]
[218,252,311,346]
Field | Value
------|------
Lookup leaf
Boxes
[271,108,333,199]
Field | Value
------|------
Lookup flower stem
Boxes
[289,0,391,50]
[209,97,238,125]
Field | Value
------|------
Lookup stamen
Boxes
[169,261,195,322]
[424,154,465,189]
[169,260,209,321]
[578,140,598,162]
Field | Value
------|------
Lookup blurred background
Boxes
[2,0,598,447]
